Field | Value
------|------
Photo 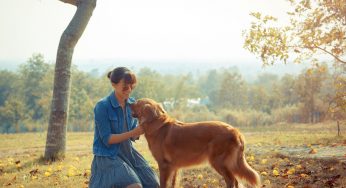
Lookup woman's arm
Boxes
[108,125,143,144]
[95,102,143,146]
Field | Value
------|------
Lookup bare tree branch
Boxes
[287,45,346,64]
[314,46,346,64]
[59,0,77,6]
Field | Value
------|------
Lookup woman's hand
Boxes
[131,125,144,138]
[108,126,144,144]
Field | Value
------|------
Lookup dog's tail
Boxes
[229,133,261,187]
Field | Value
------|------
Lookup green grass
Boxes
[0,122,345,187]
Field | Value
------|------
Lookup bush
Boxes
[218,109,272,127]
[271,104,303,123]
[169,105,220,122]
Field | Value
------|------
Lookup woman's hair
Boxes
[107,67,137,85]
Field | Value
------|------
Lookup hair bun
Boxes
[107,71,112,79]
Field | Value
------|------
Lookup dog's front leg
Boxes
[171,170,178,188]
[158,162,173,188]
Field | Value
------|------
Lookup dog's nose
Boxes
[131,111,138,118]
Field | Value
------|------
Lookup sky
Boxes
[0,0,291,66]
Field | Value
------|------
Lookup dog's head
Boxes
[130,98,166,125]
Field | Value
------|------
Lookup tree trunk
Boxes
[15,121,20,133]
[44,0,97,161]
[309,76,314,124]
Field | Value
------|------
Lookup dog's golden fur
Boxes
[130,98,260,188]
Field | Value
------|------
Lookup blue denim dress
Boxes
[89,92,159,188]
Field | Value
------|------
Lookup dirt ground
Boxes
[178,137,346,188]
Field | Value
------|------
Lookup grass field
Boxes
[0,122,345,188]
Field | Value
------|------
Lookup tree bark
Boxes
[337,121,340,136]
[44,0,97,161]
[60,0,77,6]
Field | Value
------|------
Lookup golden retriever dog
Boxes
[130,98,260,188]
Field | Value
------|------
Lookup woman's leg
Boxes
[126,183,142,188]
[89,156,98,188]
[89,155,142,188]
[131,149,160,188]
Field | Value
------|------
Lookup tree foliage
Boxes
[19,54,50,120]
[216,71,247,109]
[132,68,166,102]
[296,65,329,122]
[0,96,27,133]
[0,54,345,133]
[0,70,17,106]
[243,0,346,115]
[243,0,346,65]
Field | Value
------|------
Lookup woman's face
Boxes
[113,79,135,100]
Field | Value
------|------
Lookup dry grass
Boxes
[0,122,345,187]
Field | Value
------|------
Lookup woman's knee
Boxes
[126,183,142,188]
[143,180,160,188]
[149,182,160,188]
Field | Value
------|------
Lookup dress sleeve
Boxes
[130,115,139,142]
[94,102,112,147]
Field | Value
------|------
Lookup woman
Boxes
[89,67,159,188]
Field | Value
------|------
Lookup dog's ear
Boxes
[141,104,160,124]
[157,103,166,114]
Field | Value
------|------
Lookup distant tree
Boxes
[248,85,269,112]
[71,67,101,98]
[172,73,202,108]
[255,73,279,90]
[295,66,328,123]
[0,70,17,106]
[268,82,284,110]
[279,74,299,106]
[328,64,346,119]
[36,65,55,125]
[253,73,282,112]
[69,88,94,131]
[217,71,247,109]
[199,69,222,107]
[132,68,166,102]
[45,0,97,161]
[19,54,50,120]
[82,69,110,103]
[68,68,98,131]
[0,96,27,133]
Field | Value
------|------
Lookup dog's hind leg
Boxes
[209,156,238,188]
[227,171,238,188]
